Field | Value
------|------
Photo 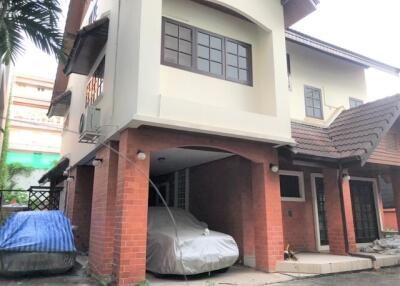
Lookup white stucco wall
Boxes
[62,0,295,165]
[287,41,367,125]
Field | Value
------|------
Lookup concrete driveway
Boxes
[273,266,400,286]
[0,266,399,286]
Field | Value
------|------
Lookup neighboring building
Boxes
[43,0,400,285]
[7,75,62,189]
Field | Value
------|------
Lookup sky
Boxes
[14,0,400,100]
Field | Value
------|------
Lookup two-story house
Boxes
[41,0,400,285]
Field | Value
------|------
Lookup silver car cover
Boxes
[147,207,239,275]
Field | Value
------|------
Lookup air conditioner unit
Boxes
[79,106,101,144]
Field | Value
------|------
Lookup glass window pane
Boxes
[179,53,191,67]
[227,66,238,80]
[210,62,222,75]
[179,26,191,41]
[164,35,178,50]
[197,45,209,59]
[238,45,247,57]
[313,92,321,100]
[279,175,301,198]
[306,107,314,117]
[239,57,247,69]
[198,32,210,46]
[227,41,237,54]
[227,54,238,67]
[210,36,222,50]
[210,49,222,62]
[314,109,322,118]
[305,98,313,107]
[239,69,248,81]
[179,39,191,54]
[164,49,178,64]
[198,58,209,72]
[313,99,321,108]
[165,22,178,37]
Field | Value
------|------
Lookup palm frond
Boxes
[0,0,63,64]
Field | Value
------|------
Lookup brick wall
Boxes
[189,155,252,264]
[281,169,317,252]
[89,142,119,279]
[66,165,94,252]
[383,208,398,231]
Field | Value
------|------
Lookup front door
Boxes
[350,180,379,243]
[312,174,329,250]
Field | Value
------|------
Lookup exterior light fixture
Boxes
[136,150,146,161]
[270,164,279,173]
[92,158,103,167]
[66,176,75,183]
[342,173,351,181]
[63,170,69,176]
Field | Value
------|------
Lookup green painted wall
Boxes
[6,151,60,169]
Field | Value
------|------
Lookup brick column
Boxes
[241,191,255,267]
[323,168,357,255]
[66,165,94,252]
[112,130,150,286]
[390,169,400,231]
[251,151,284,272]
[89,142,119,280]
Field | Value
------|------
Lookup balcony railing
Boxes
[85,57,105,107]
[85,75,103,107]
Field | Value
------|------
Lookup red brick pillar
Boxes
[66,165,94,252]
[112,129,150,286]
[390,169,400,231]
[89,142,119,280]
[323,168,357,255]
[241,191,255,267]
[251,150,284,272]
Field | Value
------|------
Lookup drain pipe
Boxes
[337,164,378,267]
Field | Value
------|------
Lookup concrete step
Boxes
[276,253,373,274]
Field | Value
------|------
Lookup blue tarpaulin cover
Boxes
[0,211,75,252]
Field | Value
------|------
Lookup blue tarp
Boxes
[0,211,76,252]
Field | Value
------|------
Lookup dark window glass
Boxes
[161,18,252,85]
[349,97,363,108]
[280,175,301,198]
[196,31,223,76]
[163,20,192,68]
[226,40,250,84]
[304,86,323,119]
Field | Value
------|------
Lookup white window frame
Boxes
[279,170,305,202]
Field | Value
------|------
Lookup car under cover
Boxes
[147,207,239,275]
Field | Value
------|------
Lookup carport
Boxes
[84,126,285,285]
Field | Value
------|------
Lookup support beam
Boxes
[89,142,119,280]
[112,129,150,285]
[251,151,284,271]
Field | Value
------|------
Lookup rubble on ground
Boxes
[360,235,400,255]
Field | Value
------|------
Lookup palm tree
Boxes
[0,0,63,65]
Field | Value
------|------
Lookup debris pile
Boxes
[360,235,400,255]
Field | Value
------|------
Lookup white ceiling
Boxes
[150,148,232,176]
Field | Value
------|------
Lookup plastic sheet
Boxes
[0,210,76,252]
[147,207,239,275]
[360,235,400,255]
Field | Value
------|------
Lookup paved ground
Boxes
[0,266,399,285]
[273,266,400,286]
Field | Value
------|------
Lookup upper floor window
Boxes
[349,97,363,109]
[304,86,323,119]
[161,18,252,86]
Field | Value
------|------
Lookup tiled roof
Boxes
[290,94,400,164]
